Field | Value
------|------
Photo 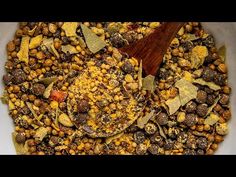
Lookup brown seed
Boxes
[209,64,215,70]
[21,94,28,101]
[206,94,216,105]
[206,149,214,155]
[213,104,222,112]
[219,94,229,105]
[38,151,45,155]
[32,83,45,96]
[77,100,90,113]
[7,41,15,52]
[15,133,26,144]
[29,146,36,153]
[144,123,157,135]
[185,24,192,32]
[28,94,36,102]
[3,74,13,86]
[214,59,222,66]
[156,112,168,125]
[136,144,147,155]
[222,110,231,121]
[196,104,208,117]
[196,125,204,132]
[172,48,179,56]
[217,63,227,73]
[185,101,197,113]
[211,143,218,150]
[204,124,210,131]
[44,59,53,67]
[218,117,226,124]
[207,134,215,142]
[223,86,231,94]
[192,22,199,26]
[36,51,45,60]
[134,131,146,144]
[54,41,61,50]
[13,85,20,93]
[12,69,26,84]
[84,143,91,151]
[5,61,14,69]
[42,26,49,36]
[121,61,134,74]
[59,131,65,137]
[184,114,197,127]
[214,135,223,143]
[22,26,30,35]
[196,137,208,150]
[202,68,216,82]
[15,29,23,37]
[34,99,41,107]
[196,90,207,103]
[169,87,178,98]
[27,139,35,147]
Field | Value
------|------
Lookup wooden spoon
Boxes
[119,22,185,76]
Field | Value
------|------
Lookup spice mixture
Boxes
[1,22,231,155]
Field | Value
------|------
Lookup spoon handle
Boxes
[119,22,185,76]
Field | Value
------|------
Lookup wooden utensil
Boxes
[119,22,185,76]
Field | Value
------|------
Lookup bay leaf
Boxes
[202,33,209,39]
[112,48,122,61]
[31,124,39,129]
[29,34,43,49]
[38,76,57,85]
[34,127,48,141]
[137,110,155,129]
[184,34,200,41]
[182,71,193,82]
[78,37,86,48]
[175,78,198,106]
[156,122,167,140]
[42,37,53,53]
[8,100,15,110]
[17,36,30,64]
[58,113,73,127]
[54,108,59,129]
[12,132,28,155]
[0,90,8,104]
[206,96,220,117]
[165,95,181,115]
[61,45,79,54]
[218,45,226,62]
[26,102,37,119]
[61,22,79,37]
[193,78,221,91]
[42,38,60,58]
[204,113,220,125]
[50,44,60,58]
[190,46,208,69]
[43,82,54,98]
[138,60,142,90]
[142,75,155,93]
[37,114,44,121]
[105,132,124,144]
[28,25,37,36]
[80,24,106,54]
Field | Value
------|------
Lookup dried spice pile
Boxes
[1,22,231,155]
